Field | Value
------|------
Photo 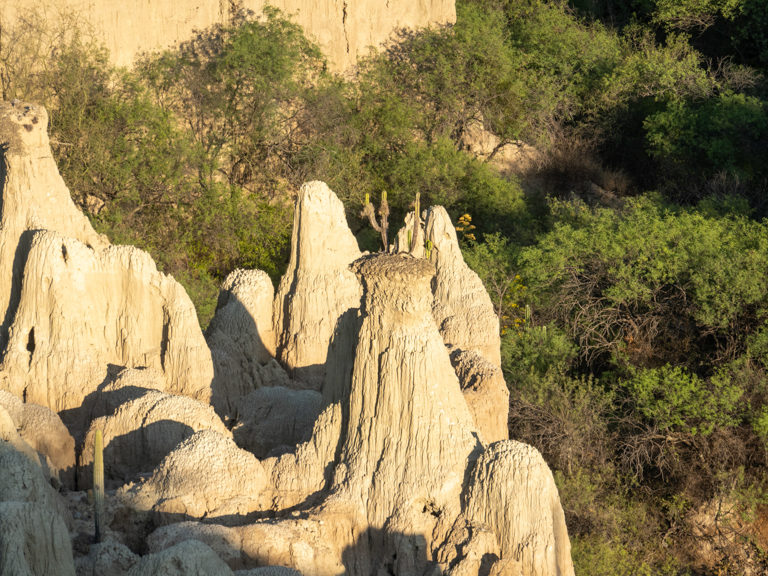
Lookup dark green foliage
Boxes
[520,196,768,370]
[645,92,768,186]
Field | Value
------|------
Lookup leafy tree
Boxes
[139,7,323,194]
[645,91,768,187]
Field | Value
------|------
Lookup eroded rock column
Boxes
[333,253,481,573]
[273,181,362,390]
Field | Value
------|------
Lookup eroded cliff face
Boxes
[1,0,456,71]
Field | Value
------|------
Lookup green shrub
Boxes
[520,195,768,369]
[621,365,744,435]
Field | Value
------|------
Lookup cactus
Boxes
[425,239,433,260]
[93,429,105,543]
[360,190,390,251]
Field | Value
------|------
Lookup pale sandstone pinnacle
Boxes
[213,269,279,363]
[273,180,362,390]
[330,252,482,573]
[394,206,510,443]
[0,101,107,349]
[2,0,456,71]
[0,102,214,431]
[425,205,502,367]
[340,254,480,517]
[208,268,291,415]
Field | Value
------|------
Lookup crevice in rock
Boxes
[26,327,35,366]
[342,1,350,54]
[160,312,170,372]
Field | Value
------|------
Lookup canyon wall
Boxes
[1,0,456,71]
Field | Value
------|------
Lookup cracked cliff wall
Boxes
[1,0,456,71]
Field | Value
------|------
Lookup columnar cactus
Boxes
[93,429,105,543]
[360,191,390,251]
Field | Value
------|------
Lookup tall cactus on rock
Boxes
[93,429,105,543]
[360,191,390,251]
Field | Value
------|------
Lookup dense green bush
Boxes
[519,196,768,369]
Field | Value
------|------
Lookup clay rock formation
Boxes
[207,268,290,415]
[394,206,509,443]
[79,389,230,489]
[124,399,342,520]
[121,430,270,520]
[0,390,76,488]
[148,524,305,575]
[332,254,481,571]
[232,386,322,458]
[148,517,346,574]
[2,0,456,71]
[0,437,76,575]
[0,440,71,522]
[0,502,76,576]
[425,206,502,366]
[464,441,575,576]
[0,101,107,349]
[0,404,40,465]
[273,181,362,390]
[0,101,214,430]
[0,100,571,575]
[261,401,343,510]
[451,349,509,445]
[0,231,214,418]
[121,190,570,574]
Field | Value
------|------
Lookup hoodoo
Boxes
[273,181,362,390]
[0,101,214,433]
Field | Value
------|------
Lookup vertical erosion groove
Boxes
[342,1,350,54]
